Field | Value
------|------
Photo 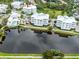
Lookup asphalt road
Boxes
[0,29,79,54]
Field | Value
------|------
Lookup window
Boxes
[43,19,48,25]
[38,19,42,25]
[66,23,70,29]
[72,22,76,28]
[56,20,61,27]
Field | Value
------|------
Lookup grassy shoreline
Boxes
[0,52,42,56]
[0,52,79,56]
[5,24,79,36]
[19,24,79,36]
[53,28,79,36]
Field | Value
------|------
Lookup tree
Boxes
[64,0,74,16]
[42,49,54,59]
[47,25,53,32]
[0,0,13,4]
[42,49,64,59]
[0,29,6,44]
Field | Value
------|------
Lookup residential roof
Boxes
[57,15,77,23]
[8,17,20,22]
[31,13,49,20]
[10,11,21,18]
[0,4,8,8]
[11,1,23,4]
[23,4,37,10]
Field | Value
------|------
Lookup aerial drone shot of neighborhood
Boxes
[0,0,79,59]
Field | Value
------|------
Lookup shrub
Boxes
[47,25,53,31]
[42,49,64,59]
[47,2,67,10]
[42,50,53,59]
[37,5,44,10]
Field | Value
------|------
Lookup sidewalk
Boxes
[0,56,79,58]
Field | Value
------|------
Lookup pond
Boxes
[0,29,79,54]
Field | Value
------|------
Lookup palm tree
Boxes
[42,49,64,59]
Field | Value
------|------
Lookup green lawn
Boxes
[53,27,79,36]
[0,52,79,59]
[38,8,67,18]
[65,54,79,56]
[19,24,49,32]
[0,52,78,56]
[0,52,41,56]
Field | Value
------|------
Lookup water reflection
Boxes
[0,29,79,54]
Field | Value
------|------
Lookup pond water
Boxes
[0,29,79,54]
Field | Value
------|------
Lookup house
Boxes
[11,1,23,9]
[0,4,8,14]
[31,13,49,26]
[23,5,32,14]
[73,12,79,20]
[7,17,20,27]
[7,11,21,27]
[10,10,21,18]
[31,4,37,14]
[22,3,37,14]
[56,16,77,30]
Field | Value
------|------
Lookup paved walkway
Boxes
[0,56,79,58]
